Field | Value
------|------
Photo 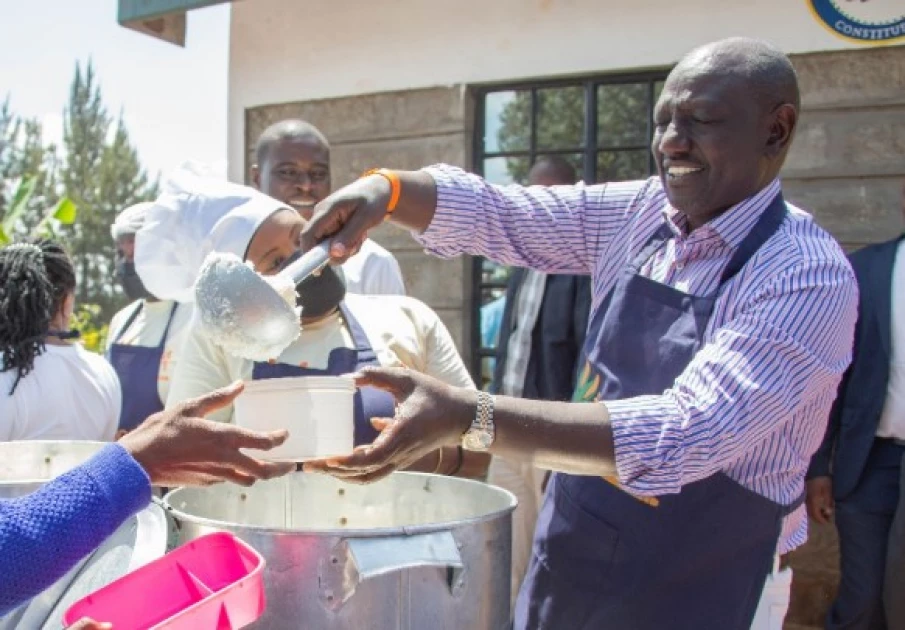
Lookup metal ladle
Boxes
[193,241,332,361]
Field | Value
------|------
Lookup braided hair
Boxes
[0,239,76,394]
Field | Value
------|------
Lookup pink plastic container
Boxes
[63,532,265,629]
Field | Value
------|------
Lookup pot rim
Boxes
[0,440,108,486]
[162,471,518,537]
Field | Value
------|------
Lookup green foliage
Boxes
[70,303,109,354]
[0,177,78,245]
[0,176,35,243]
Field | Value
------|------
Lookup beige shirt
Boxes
[107,300,194,405]
[167,293,473,423]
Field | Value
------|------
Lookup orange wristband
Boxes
[362,168,401,218]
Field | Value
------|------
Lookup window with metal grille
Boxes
[470,72,668,390]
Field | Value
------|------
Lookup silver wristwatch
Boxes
[462,391,495,451]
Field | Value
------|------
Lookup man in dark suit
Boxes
[807,180,905,630]
[487,155,593,604]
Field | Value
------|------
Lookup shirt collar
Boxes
[662,179,782,248]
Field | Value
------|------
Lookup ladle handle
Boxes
[282,241,332,284]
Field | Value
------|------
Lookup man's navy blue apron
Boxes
[251,302,386,446]
[514,193,803,630]
[108,301,177,432]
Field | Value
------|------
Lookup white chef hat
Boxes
[134,164,289,303]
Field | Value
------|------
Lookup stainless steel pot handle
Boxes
[320,531,466,611]
[347,530,463,580]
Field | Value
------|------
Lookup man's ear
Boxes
[251,164,261,188]
[765,103,797,159]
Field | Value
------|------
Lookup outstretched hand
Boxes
[304,367,473,483]
[119,381,295,487]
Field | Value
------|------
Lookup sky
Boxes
[2,0,230,181]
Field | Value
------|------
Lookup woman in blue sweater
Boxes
[0,380,295,616]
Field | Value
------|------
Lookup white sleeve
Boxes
[361,248,406,296]
[373,254,406,296]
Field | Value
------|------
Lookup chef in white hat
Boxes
[137,168,489,479]
[107,201,194,435]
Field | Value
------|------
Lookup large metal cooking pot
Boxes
[164,472,516,629]
[0,440,107,498]
[0,441,168,629]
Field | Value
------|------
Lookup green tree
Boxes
[0,97,60,232]
[60,62,158,327]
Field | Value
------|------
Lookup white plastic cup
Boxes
[233,376,355,461]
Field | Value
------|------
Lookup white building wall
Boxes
[226,0,869,181]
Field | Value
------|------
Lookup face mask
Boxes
[293,261,346,319]
[115,260,156,302]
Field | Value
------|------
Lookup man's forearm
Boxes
[478,395,617,477]
[407,447,490,480]
[386,170,438,233]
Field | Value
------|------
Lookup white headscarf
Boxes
[134,165,288,303]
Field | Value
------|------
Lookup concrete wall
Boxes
[227,0,874,183]
[785,46,905,251]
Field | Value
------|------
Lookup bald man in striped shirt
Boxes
[303,37,857,630]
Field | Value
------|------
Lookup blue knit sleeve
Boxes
[0,443,151,614]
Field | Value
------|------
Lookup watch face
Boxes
[463,430,493,452]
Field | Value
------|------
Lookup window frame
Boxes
[469,69,670,385]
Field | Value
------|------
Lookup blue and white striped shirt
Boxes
[416,165,858,553]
